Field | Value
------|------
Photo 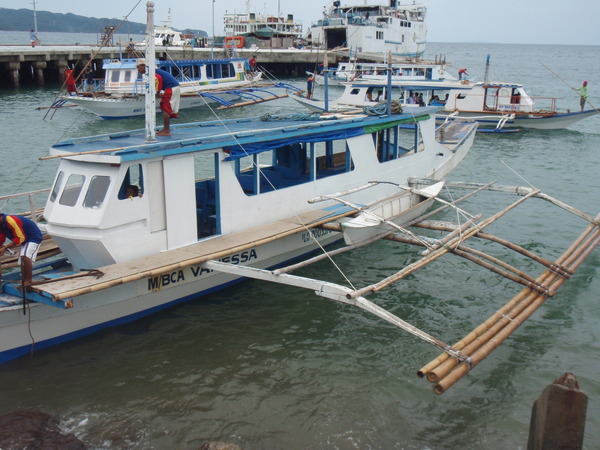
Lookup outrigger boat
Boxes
[0,3,478,365]
[3,4,599,395]
[62,57,292,119]
[294,76,598,131]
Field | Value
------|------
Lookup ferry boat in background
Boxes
[313,60,456,86]
[223,2,303,49]
[63,57,274,119]
[306,0,427,57]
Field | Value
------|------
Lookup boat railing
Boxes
[453,92,560,113]
[0,188,51,223]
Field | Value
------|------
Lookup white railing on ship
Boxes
[0,188,51,223]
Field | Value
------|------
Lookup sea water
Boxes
[0,37,599,448]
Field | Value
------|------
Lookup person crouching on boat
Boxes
[136,59,181,136]
[0,213,43,292]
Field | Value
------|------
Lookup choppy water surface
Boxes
[0,40,599,448]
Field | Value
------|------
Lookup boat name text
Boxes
[147,249,258,291]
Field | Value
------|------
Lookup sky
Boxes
[3,0,600,46]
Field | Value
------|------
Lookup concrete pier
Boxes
[0,44,396,88]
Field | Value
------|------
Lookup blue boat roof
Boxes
[102,57,248,69]
[51,109,436,162]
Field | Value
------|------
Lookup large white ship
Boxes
[306,0,427,57]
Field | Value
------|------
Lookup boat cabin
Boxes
[44,112,441,270]
[102,58,249,97]
[444,82,534,113]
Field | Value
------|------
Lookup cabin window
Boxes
[59,174,86,207]
[232,139,354,197]
[350,88,360,95]
[118,164,144,200]
[111,71,120,83]
[50,171,65,202]
[375,124,423,162]
[484,88,500,110]
[376,31,384,40]
[123,71,132,82]
[83,176,111,208]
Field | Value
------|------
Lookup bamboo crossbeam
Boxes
[443,181,600,225]
[419,217,600,393]
[421,215,482,256]
[415,221,573,277]
[274,231,388,275]
[452,246,554,297]
[347,190,540,299]
[476,231,573,277]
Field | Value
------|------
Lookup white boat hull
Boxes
[65,93,241,119]
[436,109,599,130]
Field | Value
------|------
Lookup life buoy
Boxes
[224,36,245,48]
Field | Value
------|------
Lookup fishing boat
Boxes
[435,81,599,130]
[152,9,191,46]
[62,57,281,119]
[0,3,478,365]
[305,0,427,58]
[294,76,598,131]
[312,60,455,86]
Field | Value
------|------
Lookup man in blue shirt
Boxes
[136,59,181,136]
[0,213,43,291]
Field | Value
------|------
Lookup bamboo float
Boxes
[418,211,597,379]
[433,229,600,394]
[421,216,600,393]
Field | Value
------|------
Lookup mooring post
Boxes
[33,61,46,87]
[527,372,587,449]
[7,62,20,88]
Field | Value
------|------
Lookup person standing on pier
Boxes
[0,213,43,292]
[136,59,180,136]
[29,30,37,47]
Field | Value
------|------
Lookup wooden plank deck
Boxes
[34,207,354,300]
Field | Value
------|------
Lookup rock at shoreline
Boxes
[0,410,85,449]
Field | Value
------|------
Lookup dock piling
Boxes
[527,372,587,449]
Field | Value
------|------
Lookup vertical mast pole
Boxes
[145,2,157,143]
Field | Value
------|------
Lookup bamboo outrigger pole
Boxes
[419,213,600,393]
